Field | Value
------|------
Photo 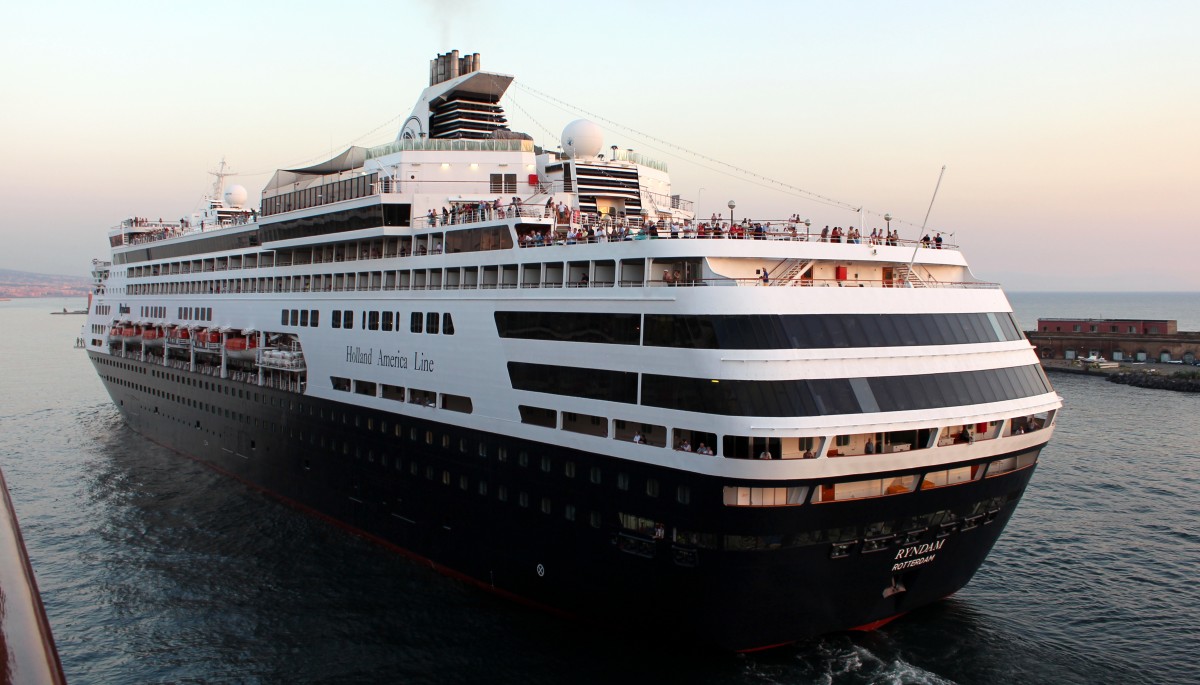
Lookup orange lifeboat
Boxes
[196,330,222,351]
[142,328,164,347]
[225,336,259,360]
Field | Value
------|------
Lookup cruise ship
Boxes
[84,51,1061,651]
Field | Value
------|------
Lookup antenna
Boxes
[905,165,947,286]
[208,157,235,199]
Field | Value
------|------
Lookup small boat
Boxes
[194,330,222,351]
[142,328,165,347]
[225,336,259,360]
[167,326,191,345]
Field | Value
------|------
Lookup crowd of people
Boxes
[815,225,902,245]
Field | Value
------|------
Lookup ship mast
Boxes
[208,157,235,202]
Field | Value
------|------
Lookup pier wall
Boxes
[1027,331,1200,364]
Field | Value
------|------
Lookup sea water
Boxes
[1,294,1198,684]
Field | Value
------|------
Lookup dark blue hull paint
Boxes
[92,351,1038,651]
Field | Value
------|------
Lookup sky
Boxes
[0,0,1195,291]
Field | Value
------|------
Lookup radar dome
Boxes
[561,119,604,159]
[223,184,248,208]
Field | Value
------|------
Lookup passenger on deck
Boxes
[803,449,816,459]
[633,431,644,444]
[865,439,875,454]
[758,449,773,460]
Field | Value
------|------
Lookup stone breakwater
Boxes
[1106,372,1200,393]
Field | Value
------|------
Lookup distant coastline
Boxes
[0,269,91,299]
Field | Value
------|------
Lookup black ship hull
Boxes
[92,351,1038,651]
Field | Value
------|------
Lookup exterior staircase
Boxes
[774,259,813,286]
[894,265,928,288]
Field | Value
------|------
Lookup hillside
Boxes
[0,269,92,298]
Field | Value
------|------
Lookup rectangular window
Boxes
[441,393,473,414]
[381,384,405,401]
[443,313,454,335]
[382,311,394,332]
[300,310,309,327]
[368,311,380,331]
[411,312,423,333]
[343,310,353,328]
[427,312,440,335]
[311,310,319,327]
[722,486,808,506]
[281,309,289,325]
[290,310,299,326]
[676,485,691,505]
[332,310,341,329]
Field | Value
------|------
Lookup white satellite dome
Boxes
[223,184,248,208]
[561,119,604,159]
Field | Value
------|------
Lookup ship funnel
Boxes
[430,50,481,86]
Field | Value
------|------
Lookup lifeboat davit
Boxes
[225,336,259,361]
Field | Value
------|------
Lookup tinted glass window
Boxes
[498,312,641,345]
[509,362,637,404]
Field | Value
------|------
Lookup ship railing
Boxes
[415,205,549,229]
[110,215,257,249]
[707,277,1000,289]
[223,274,996,293]
[510,219,958,249]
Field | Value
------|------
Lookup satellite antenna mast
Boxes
[208,157,235,200]
[905,165,947,286]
